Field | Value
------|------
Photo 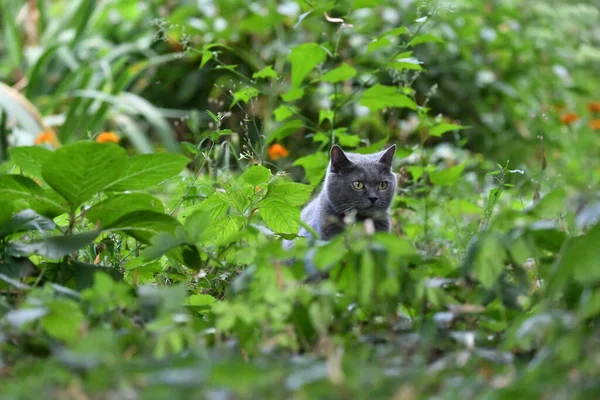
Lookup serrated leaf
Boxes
[367,37,391,53]
[86,193,165,227]
[408,33,444,47]
[104,210,181,243]
[321,63,357,83]
[258,200,301,235]
[287,43,327,87]
[8,230,100,260]
[42,142,128,209]
[293,153,328,186]
[230,87,259,108]
[430,123,468,137]
[281,87,305,102]
[242,165,271,187]
[0,209,56,237]
[273,105,298,122]
[252,65,278,79]
[360,84,417,112]
[9,146,52,177]
[266,120,303,144]
[105,153,189,191]
[0,175,68,214]
[429,163,465,186]
[263,181,313,207]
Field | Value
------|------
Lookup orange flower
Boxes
[96,132,120,143]
[560,113,579,125]
[268,143,289,160]
[590,119,600,130]
[587,102,600,113]
[34,129,60,147]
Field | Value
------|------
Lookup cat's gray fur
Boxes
[286,144,397,246]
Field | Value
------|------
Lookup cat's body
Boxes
[287,145,397,245]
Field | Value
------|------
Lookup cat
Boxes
[286,144,397,246]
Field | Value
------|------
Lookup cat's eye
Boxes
[378,181,388,190]
[352,181,365,190]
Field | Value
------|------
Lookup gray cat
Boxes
[288,144,397,244]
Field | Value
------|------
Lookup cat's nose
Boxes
[368,197,378,204]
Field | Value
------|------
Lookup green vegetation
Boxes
[1,0,600,398]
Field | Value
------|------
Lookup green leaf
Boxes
[263,181,313,207]
[242,165,271,187]
[429,163,465,186]
[474,235,505,289]
[360,84,417,112]
[104,210,181,243]
[86,193,165,227]
[252,65,278,79]
[360,251,375,307]
[0,175,68,214]
[9,146,52,177]
[388,58,424,72]
[40,298,84,344]
[187,294,217,307]
[430,123,468,137]
[231,87,260,108]
[273,105,298,122]
[287,43,327,87]
[293,153,329,186]
[321,63,357,83]
[141,230,188,260]
[184,209,212,244]
[2,0,23,68]
[8,230,100,260]
[382,26,409,37]
[0,209,56,237]
[41,142,128,209]
[367,37,392,53]
[319,110,335,125]
[259,201,301,235]
[281,87,305,102]
[266,120,303,144]
[559,222,600,284]
[105,153,189,191]
[408,34,445,47]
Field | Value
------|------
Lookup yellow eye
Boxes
[352,181,364,190]
[378,181,388,190]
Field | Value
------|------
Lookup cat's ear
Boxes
[330,145,353,172]
[378,144,396,167]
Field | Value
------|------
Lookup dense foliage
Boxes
[1,0,600,398]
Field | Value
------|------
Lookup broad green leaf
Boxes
[141,230,188,260]
[287,43,327,87]
[319,110,335,125]
[266,120,303,144]
[259,201,301,235]
[184,209,212,244]
[9,146,52,177]
[86,193,165,227]
[40,298,84,343]
[0,209,56,237]
[360,251,375,307]
[104,210,181,243]
[8,230,100,260]
[367,37,392,53]
[262,181,313,207]
[429,163,465,186]
[474,234,505,289]
[273,105,298,122]
[231,87,259,108]
[388,58,424,72]
[360,84,417,112]
[242,165,271,187]
[382,26,409,37]
[321,63,357,83]
[560,222,600,284]
[0,175,68,214]
[105,153,189,191]
[252,65,278,79]
[408,34,445,47]
[42,142,128,209]
[293,153,328,186]
[281,87,304,102]
[430,123,468,137]
[187,294,217,307]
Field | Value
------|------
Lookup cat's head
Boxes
[325,145,397,216]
